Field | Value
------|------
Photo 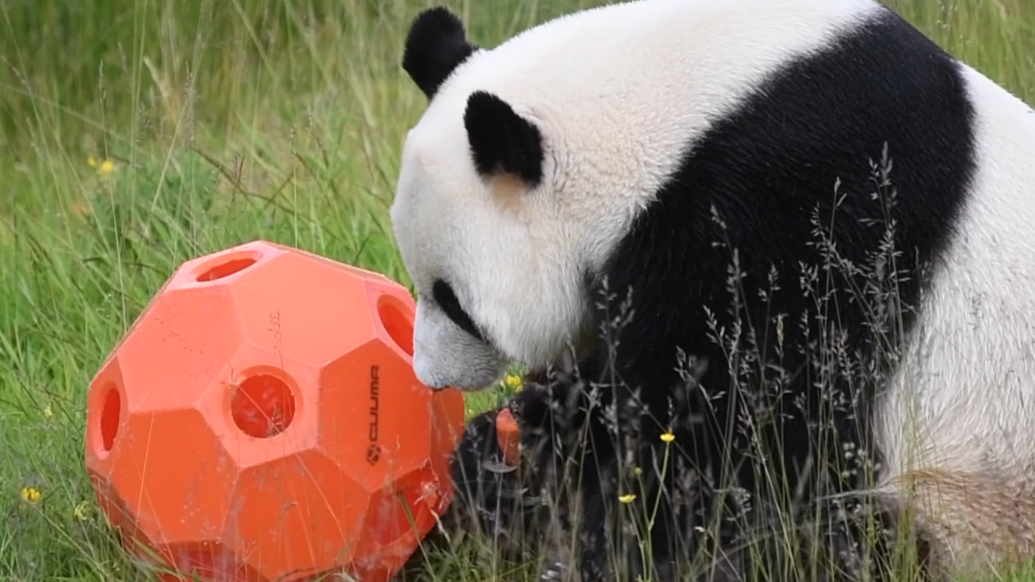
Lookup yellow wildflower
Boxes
[505,374,523,392]
[660,431,675,443]
[618,493,636,504]
[74,501,92,521]
[20,486,41,504]
[42,405,53,418]
[87,156,116,176]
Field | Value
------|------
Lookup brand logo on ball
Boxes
[366,443,381,465]
[368,365,381,465]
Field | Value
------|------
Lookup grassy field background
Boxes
[0,0,1032,580]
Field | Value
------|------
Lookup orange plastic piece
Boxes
[84,240,467,582]
[495,408,521,467]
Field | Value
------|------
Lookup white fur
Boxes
[873,65,1035,572]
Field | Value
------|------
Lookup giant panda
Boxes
[389,0,1035,581]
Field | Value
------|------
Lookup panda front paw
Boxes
[442,369,610,568]
[443,407,529,548]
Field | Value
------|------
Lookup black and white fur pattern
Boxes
[390,1,1035,580]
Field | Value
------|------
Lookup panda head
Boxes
[391,7,617,392]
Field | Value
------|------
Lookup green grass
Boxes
[0,0,1032,580]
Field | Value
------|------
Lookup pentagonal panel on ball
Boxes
[317,338,435,493]
[224,448,368,582]
[112,284,245,411]
[227,249,376,369]
[195,344,321,471]
[107,406,237,549]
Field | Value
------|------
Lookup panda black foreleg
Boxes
[509,372,617,582]
[439,372,613,577]
[444,366,635,582]
[508,366,703,582]
[439,405,537,560]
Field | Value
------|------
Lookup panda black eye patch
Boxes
[432,279,486,343]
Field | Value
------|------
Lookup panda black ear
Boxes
[402,7,478,100]
[464,91,545,187]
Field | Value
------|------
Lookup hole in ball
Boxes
[99,383,121,452]
[231,373,296,438]
[195,252,260,282]
[377,295,414,357]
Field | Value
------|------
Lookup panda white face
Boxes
[390,87,591,391]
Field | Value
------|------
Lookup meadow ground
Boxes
[0,0,1032,580]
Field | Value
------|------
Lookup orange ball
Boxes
[84,240,466,582]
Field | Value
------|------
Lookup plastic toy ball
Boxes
[84,240,467,582]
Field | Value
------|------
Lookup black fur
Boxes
[433,279,487,343]
[465,91,546,187]
[439,4,974,582]
[402,7,478,100]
